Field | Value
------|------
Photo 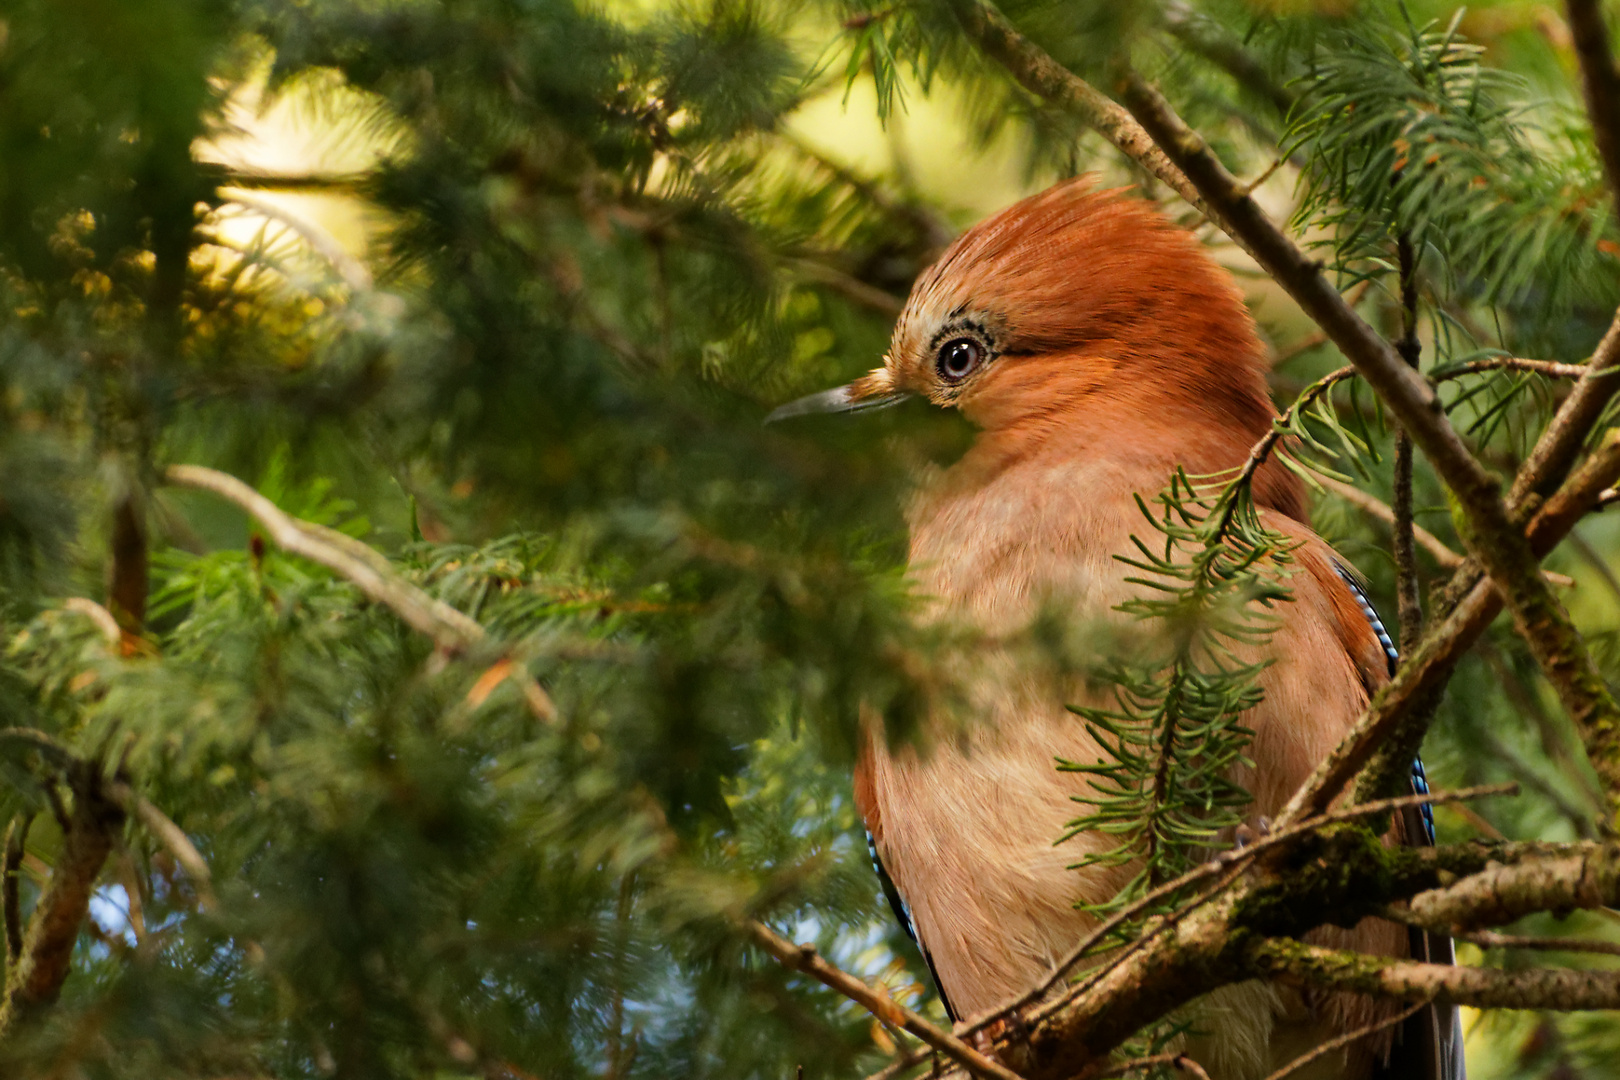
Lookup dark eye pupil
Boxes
[938,338,982,380]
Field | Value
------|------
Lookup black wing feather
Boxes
[868,830,960,1022]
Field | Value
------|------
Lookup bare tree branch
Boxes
[992,837,1605,1077]
[1432,357,1590,381]
[166,465,482,649]
[951,784,1515,1044]
[1260,1001,1424,1080]
[744,920,1026,1080]
[1506,308,1620,513]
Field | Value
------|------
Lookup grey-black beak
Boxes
[765,383,911,424]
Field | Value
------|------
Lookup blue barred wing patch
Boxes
[1333,564,1434,844]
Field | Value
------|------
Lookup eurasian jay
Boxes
[771,179,1463,1079]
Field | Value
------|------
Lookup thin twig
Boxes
[1309,473,1461,569]
[166,465,481,650]
[745,921,1026,1080]
[1207,365,1355,539]
[105,781,217,911]
[1384,902,1620,955]
[1506,308,1620,512]
[1431,357,1589,381]
[1091,1052,1214,1080]
[1392,233,1423,656]
[1451,929,1620,957]
[0,729,76,769]
[217,191,374,292]
[1260,1001,1424,1080]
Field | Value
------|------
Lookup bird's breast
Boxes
[904,452,1149,631]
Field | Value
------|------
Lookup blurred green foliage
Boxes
[1,0,1619,1076]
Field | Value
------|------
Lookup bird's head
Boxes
[770,176,1278,451]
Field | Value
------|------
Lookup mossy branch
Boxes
[1251,937,1620,1010]
[966,831,1618,1078]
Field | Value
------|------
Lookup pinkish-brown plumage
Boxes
[828,179,1428,1078]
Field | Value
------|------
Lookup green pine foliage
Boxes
[1059,473,1293,926]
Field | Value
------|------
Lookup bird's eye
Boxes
[936,337,984,383]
